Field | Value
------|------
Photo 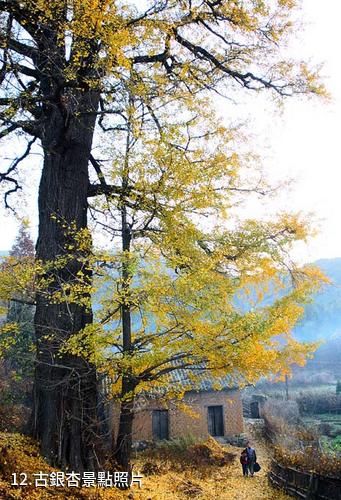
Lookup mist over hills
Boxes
[293,258,341,343]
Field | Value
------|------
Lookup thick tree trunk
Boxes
[32,90,100,471]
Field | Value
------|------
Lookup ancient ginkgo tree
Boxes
[0,0,325,470]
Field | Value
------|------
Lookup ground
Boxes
[0,424,291,499]
[133,444,290,499]
[131,421,291,500]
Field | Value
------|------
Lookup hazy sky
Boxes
[244,0,341,263]
[0,0,340,263]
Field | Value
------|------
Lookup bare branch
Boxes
[0,116,42,138]
[0,123,19,139]
[10,297,36,306]
[173,30,286,94]
[0,136,37,209]
[6,37,38,61]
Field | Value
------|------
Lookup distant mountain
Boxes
[293,258,341,343]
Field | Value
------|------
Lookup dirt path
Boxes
[128,421,292,499]
[210,420,291,500]
[191,420,291,500]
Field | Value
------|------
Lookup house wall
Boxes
[112,390,244,442]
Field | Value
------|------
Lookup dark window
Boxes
[250,401,260,419]
[152,410,169,440]
[208,405,224,436]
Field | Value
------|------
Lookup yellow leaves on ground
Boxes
[0,431,292,499]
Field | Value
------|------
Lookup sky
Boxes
[0,0,340,263]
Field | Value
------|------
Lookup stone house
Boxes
[109,368,244,442]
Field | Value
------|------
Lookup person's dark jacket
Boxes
[244,446,257,463]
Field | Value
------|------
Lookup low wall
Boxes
[268,459,341,500]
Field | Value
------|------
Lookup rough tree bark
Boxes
[33,87,100,471]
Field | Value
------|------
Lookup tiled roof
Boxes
[168,366,237,392]
[161,359,242,392]
[101,362,242,399]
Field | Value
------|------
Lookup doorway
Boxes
[207,405,224,436]
[152,410,169,440]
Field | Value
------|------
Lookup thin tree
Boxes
[61,96,324,469]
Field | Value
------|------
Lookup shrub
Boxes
[263,399,300,426]
[318,422,333,437]
[155,434,198,455]
[0,362,31,432]
[296,392,341,415]
[263,398,341,479]
[144,435,236,469]
[262,398,317,452]
[274,445,341,479]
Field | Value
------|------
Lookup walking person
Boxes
[245,441,257,477]
[240,448,248,476]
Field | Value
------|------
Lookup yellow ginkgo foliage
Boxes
[55,96,328,467]
[0,0,327,471]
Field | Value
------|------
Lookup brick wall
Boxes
[170,390,244,438]
[111,389,244,442]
